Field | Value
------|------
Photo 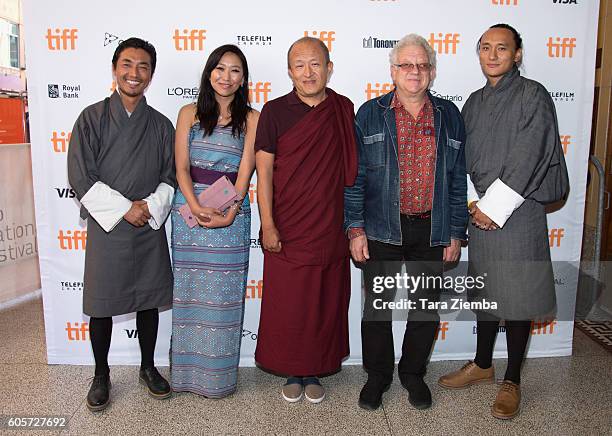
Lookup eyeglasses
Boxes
[392,63,432,73]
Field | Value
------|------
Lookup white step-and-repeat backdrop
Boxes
[23,0,598,365]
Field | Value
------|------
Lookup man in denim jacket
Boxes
[344,34,468,411]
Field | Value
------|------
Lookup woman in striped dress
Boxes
[170,45,259,398]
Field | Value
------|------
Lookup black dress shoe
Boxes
[400,375,432,409]
[358,379,391,411]
[87,374,111,412]
[139,367,171,399]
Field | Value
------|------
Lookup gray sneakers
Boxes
[281,377,325,403]
[282,377,304,403]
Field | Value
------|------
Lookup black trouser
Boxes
[474,311,531,385]
[361,215,443,385]
[89,308,159,376]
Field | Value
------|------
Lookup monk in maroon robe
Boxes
[254,37,357,403]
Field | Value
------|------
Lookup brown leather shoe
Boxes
[438,360,495,389]
[491,380,521,419]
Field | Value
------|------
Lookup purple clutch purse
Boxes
[179,176,239,228]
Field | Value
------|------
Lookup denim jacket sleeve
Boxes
[344,121,367,232]
[448,106,469,241]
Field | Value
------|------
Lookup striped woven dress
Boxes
[171,124,250,398]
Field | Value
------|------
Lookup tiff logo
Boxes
[531,320,557,334]
[173,29,206,51]
[547,37,576,58]
[58,230,87,250]
[249,82,271,104]
[46,28,78,50]
[365,82,394,100]
[492,0,518,4]
[435,321,449,340]
[549,228,565,247]
[428,33,460,54]
[246,279,263,299]
[51,131,71,152]
[304,31,335,52]
[560,135,571,155]
[66,322,89,340]
[248,183,257,204]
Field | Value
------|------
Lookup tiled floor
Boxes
[1,298,610,435]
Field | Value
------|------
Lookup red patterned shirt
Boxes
[392,93,437,214]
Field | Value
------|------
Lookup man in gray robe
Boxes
[438,24,569,420]
[67,37,176,411]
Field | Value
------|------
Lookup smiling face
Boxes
[209,51,244,98]
[287,41,332,104]
[478,27,522,86]
[390,44,435,100]
[112,47,152,98]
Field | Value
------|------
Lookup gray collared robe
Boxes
[464,66,569,320]
[68,91,176,317]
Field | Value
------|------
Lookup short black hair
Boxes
[478,23,523,51]
[112,37,157,74]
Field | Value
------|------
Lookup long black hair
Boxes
[196,44,251,137]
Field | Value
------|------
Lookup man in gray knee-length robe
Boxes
[464,64,569,320]
[67,37,176,411]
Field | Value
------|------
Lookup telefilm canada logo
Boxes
[48,84,80,99]
[236,35,272,46]
[549,90,575,102]
[362,36,399,49]
[59,280,83,292]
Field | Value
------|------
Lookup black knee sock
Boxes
[89,317,113,376]
[504,320,532,384]
[137,308,159,369]
[474,314,500,370]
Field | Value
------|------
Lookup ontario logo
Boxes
[429,89,463,102]
[104,32,124,47]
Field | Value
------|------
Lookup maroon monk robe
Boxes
[255,89,357,376]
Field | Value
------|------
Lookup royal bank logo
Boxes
[429,89,463,102]
[59,281,83,292]
[549,90,575,102]
[48,84,81,99]
[104,32,123,47]
[167,86,199,100]
[236,35,272,46]
[362,36,399,49]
